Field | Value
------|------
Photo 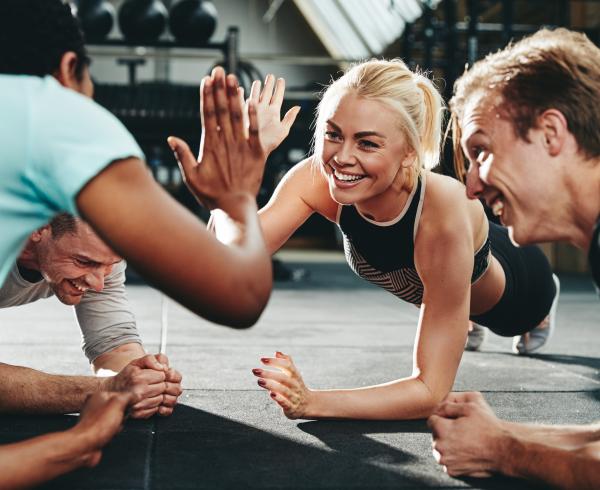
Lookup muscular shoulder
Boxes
[416,172,482,259]
[422,173,483,231]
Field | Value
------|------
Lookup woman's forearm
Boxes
[0,429,93,490]
[306,376,440,420]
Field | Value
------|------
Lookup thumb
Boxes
[282,106,300,132]
[167,136,198,177]
[432,401,469,419]
[132,354,165,371]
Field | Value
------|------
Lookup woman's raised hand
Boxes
[248,74,300,155]
[252,351,313,419]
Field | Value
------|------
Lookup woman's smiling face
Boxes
[320,91,413,208]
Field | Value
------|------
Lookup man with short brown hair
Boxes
[429,27,600,489]
[1,213,183,418]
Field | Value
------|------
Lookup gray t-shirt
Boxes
[0,260,141,361]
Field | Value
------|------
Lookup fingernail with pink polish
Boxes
[252,368,262,376]
[257,379,266,387]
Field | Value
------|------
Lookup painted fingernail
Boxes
[270,392,277,398]
[275,351,283,356]
[257,379,266,387]
[252,368,262,376]
[261,358,270,364]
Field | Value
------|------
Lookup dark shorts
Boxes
[470,222,556,336]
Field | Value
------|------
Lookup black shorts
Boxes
[470,222,556,336]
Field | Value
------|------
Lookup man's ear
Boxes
[54,51,80,90]
[537,109,569,157]
[31,225,52,243]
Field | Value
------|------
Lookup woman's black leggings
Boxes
[470,222,556,336]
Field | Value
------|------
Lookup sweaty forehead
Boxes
[460,90,505,142]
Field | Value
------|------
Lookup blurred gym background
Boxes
[75,0,600,276]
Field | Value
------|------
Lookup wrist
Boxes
[302,389,322,419]
[52,428,97,468]
[97,375,114,393]
[213,192,257,215]
[495,430,523,476]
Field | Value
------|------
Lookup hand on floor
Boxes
[101,354,183,419]
[427,391,511,477]
[72,391,134,467]
[253,351,313,419]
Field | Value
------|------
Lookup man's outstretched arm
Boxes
[499,437,600,490]
[428,392,600,490]
[0,355,167,417]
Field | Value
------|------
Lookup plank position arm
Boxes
[251,159,474,419]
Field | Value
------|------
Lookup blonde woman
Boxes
[190,60,559,421]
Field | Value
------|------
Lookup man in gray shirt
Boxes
[1,213,182,418]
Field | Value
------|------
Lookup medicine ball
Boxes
[78,0,115,42]
[169,0,218,47]
[118,0,168,44]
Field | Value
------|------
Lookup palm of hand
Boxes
[257,106,291,155]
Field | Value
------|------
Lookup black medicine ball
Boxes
[78,0,115,42]
[169,0,218,47]
[118,0,168,44]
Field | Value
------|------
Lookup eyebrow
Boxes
[74,255,121,266]
[326,120,386,139]
[461,129,484,147]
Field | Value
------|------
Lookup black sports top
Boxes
[337,174,491,306]
[588,218,600,292]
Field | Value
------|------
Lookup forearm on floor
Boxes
[306,377,440,420]
[0,429,93,490]
[503,421,600,450]
[500,436,600,490]
[92,342,146,375]
[0,363,102,414]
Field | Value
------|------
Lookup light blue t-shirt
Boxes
[0,75,144,285]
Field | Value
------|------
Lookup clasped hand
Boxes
[102,353,183,419]
[252,351,312,419]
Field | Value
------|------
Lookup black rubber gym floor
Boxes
[0,251,598,489]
